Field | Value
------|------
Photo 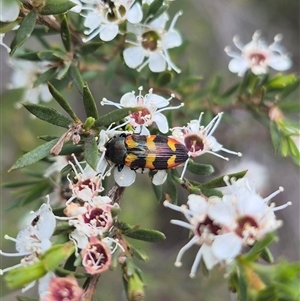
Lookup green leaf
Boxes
[56,62,71,80]
[147,0,163,16]
[68,64,84,94]
[10,11,37,55]
[130,246,149,262]
[125,228,166,242]
[16,51,41,61]
[38,50,64,61]
[4,262,46,289]
[151,180,163,202]
[265,74,299,91]
[260,247,274,263]
[270,122,281,153]
[22,103,72,128]
[9,138,59,171]
[17,297,39,301]
[84,135,98,170]
[19,181,52,206]
[61,14,71,52]
[166,170,177,204]
[48,82,80,122]
[156,71,172,86]
[94,107,138,127]
[77,41,104,55]
[198,170,247,190]
[83,83,99,119]
[39,0,76,15]
[244,233,277,261]
[2,180,41,188]
[33,67,57,88]
[187,160,214,176]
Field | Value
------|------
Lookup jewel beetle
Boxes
[105,134,189,172]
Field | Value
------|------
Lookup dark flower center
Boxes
[196,217,221,236]
[142,31,160,51]
[235,216,258,238]
[84,208,110,228]
[130,107,151,125]
[249,53,267,65]
[184,135,204,153]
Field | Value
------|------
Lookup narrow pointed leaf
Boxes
[148,0,163,16]
[39,0,76,15]
[69,65,84,94]
[77,41,104,55]
[83,83,99,119]
[61,14,71,52]
[48,82,80,122]
[131,246,149,262]
[33,67,57,88]
[56,62,71,80]
[10,11,36,55]
[94,107,138,127]
[22,103,72,128]
[17,297,39,301]
[187,160,214,176]
[151,181,163,202]
[198,170,247,189]
[244,233,276,261]
[16,51,40,61]
[166,170,177,204]
[9,138,59,171]
[84,135,98,170]
[38,50,64,61]
[125,228,166,242]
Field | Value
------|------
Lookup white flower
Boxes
[8,59,52,107]
[82,0,143,42]
[171,112,242,178]
[67,154,104,204]
[102,86,183,135]
[0,0,20,22]
[208,177,290,251]
[0,198,56,293]
[123,11,182,73]
[164,178,290,277]
[225,31,292,76]
[164,195,234,277]
[63,197,114,249]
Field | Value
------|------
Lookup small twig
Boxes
[80,275,101,301]
[108,184,125,205]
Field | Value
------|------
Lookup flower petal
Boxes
[149,53,167,73]
[212,233,242,260]
[127,2,143,23]
[153,112,169,133]
[100,24,119,42]
[123,46,145,69]
[152,170,167,185]
[113,166,136,187]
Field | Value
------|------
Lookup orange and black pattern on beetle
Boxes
[105,134,189,171]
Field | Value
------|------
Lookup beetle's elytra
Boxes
[105,134,189,172]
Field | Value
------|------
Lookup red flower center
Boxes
[184,135,204,153]
[130,107,151,125]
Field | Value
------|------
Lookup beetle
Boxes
[105,134,189,172]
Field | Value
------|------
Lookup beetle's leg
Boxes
[117,164,124,172]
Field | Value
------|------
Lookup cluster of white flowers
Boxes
[164,177,291,277]
[71,0,183,73]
